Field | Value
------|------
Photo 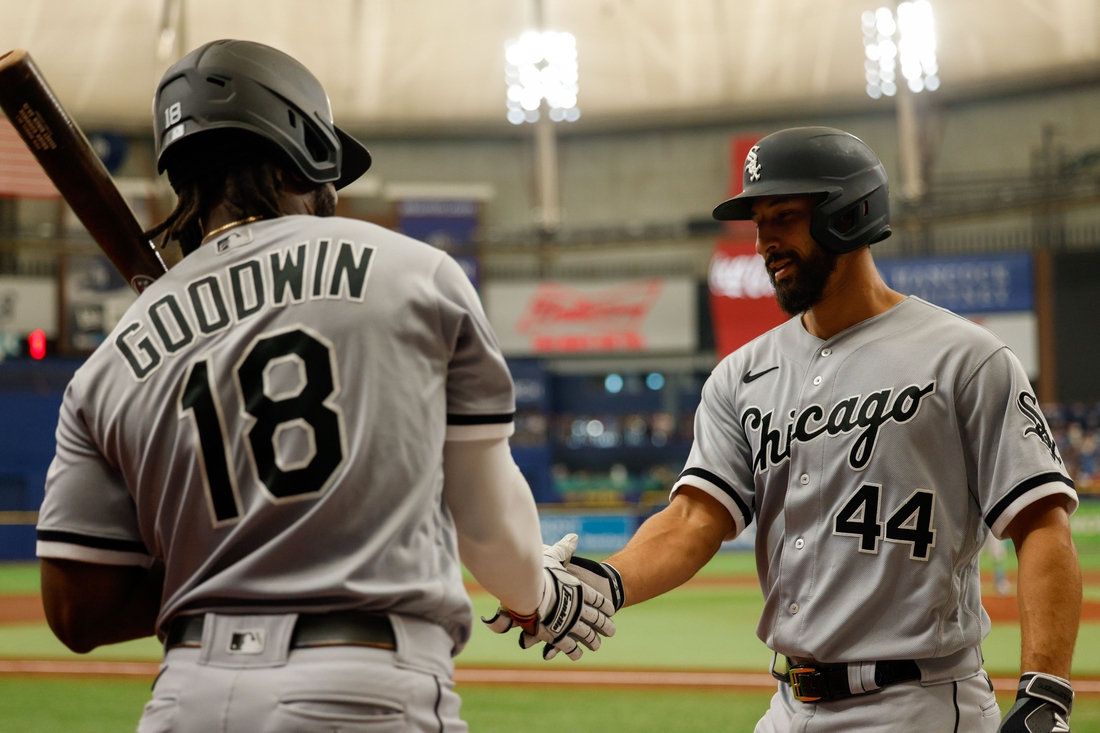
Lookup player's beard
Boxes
[312,185,337,217]
[767,243,839,315]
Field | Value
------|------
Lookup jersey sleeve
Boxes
[957,347,1078,539]
[36,379,153,567]
[670,366,755,539]
[433,254,515,441]
[442,437,543,614]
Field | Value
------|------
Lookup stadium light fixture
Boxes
[505,30,580,125]
[863,2,938,99]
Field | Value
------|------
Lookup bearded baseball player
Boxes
[543,128,1082,732]
[35,40,611,733]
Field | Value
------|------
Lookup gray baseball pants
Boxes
[137,613,465,733]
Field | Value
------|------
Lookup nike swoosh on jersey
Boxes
[742,366,779,383]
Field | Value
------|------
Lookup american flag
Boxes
[0,113,58,199]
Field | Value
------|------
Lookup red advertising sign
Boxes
[707,133,787,358]
[486,278,697,355]
[516,279,662,353]
[708,240,789,358]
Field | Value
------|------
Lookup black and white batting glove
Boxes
[998,672,1073,733]
[566,554,625,614]
[481,534,615,661]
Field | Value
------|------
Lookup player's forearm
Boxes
[443,438,543,615]
[1009,498,1081,678]
[605,487,731,607]
[41,558,163,653]
[456,510,543,615]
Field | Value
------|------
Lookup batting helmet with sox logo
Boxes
[713,127,891,254]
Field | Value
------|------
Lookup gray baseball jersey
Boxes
[37,215,514,651]
[672,296,1077,663]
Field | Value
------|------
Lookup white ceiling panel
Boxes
[0,0,1098,131]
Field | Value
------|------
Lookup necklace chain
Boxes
[201,216,265,244]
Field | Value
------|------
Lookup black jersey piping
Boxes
[446,413,515,425]
[434,676,444,732]
[36,529,149,555]
[952,681,960,733]
[677,467,753,527]
[984,472,1075,529]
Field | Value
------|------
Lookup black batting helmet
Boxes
[713,127,890,254]
[153,39,371,191]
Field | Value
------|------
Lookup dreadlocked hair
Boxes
[145,131,294,256]
[144,160,288,256]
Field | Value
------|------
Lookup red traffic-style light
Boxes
[28,330,46,360]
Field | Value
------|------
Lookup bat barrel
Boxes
[0,49,167,293]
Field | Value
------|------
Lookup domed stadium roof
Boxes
[2,0,1099,133]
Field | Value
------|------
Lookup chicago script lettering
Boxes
[741,381,936,472]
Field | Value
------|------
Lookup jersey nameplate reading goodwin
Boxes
[115,237,374,381]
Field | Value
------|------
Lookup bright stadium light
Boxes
[863,2,937,99]
[504,30,579,124]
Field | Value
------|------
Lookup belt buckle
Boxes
[788,666,823,702]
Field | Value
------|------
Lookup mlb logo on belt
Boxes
[228,630,265,654]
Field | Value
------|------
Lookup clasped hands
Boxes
[482,533,625,660]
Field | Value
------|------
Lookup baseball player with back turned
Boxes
[35,40,612,733]
[523,128,1082,732]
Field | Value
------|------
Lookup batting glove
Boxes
[481,534,615,661]
[998,672,1073,733]
[566,554,625,614]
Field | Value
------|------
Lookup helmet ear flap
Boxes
[831,199,870,235]
[814,184,891,254]
[301,116,335,164]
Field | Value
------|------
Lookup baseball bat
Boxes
[0,49,167,293]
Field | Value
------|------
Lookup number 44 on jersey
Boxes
[834,484,937,561]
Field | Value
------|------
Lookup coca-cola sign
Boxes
[486,278,696,355]
[709,240,789,358]
[709,250,774,299]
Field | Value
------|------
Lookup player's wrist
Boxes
[503,607,540,635]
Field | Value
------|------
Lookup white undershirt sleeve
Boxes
[442,437,544,615]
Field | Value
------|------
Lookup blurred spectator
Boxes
[511,411,548,446]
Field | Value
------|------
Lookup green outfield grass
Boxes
[0,623,163,661]
[3,584,1098,677]
[462,584,774,671]
[3,547,1100,677]
[3,677,1100,733]
[0,561,39,594]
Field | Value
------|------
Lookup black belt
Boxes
[165,611,397,651]
[771,653,921,703]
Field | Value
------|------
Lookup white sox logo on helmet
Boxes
[745,145,762,182]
